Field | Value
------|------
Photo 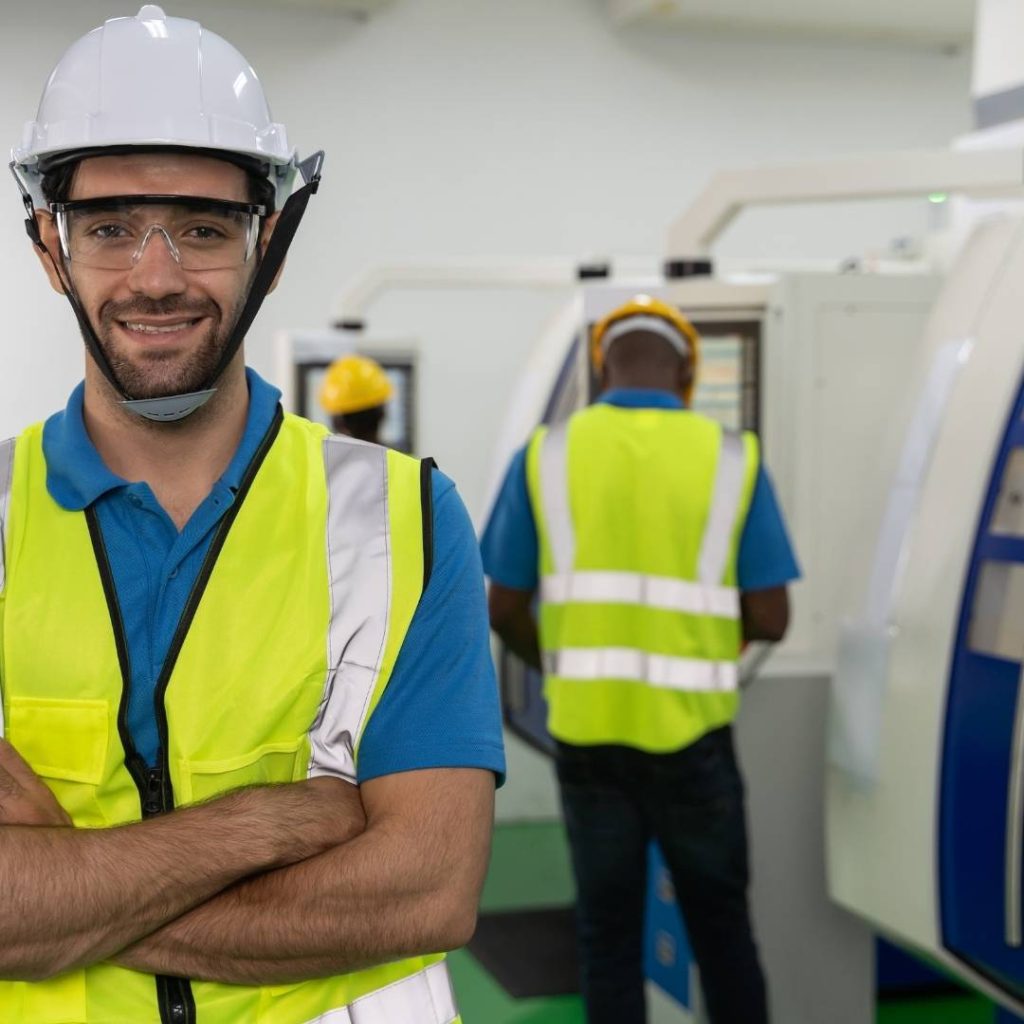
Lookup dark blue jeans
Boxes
[556,726,769,1024]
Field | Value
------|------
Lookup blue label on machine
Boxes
[644,842,695,1009]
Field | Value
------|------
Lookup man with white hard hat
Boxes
[0,7,503,1023]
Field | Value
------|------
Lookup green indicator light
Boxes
[928,192,949,204]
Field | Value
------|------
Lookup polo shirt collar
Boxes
[598,387,686,411]
[43,368,282,511]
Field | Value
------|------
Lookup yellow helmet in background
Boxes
[590,294,701,404]
[319,355,394,415]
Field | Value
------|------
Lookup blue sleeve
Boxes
[356,469,507,785]
[737,464,801,591]
[479,446,539,591]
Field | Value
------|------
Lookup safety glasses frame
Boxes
[49,194,267,271]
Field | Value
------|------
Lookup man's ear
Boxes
[32,211,67,296]
[259,212,286,295]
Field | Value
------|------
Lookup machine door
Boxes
[942,370,1024,996]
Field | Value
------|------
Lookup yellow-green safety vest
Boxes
[0,409,461,1024]
[526,403,759,754]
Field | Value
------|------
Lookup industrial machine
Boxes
[492,265,947,1024]
[827,204,1024,1017]
[286,4,1024,1008]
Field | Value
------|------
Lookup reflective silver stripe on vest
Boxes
[539,423,574,575]
[698,431,746,585]
[538,428,747,616]
[545,648,738,693]
[308,438,392,784]
[299,961,458,1024]
[541,571,739,619]
[0,438,14,595]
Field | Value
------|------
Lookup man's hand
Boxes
[245,775,367,863]
[0,740,71,827]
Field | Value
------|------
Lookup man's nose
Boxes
[126,226,187,297]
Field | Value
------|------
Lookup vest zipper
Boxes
[157,975,193,1024]
[143,767,164,817]
[87,510,195,1024]
[148,406,283,816]
[85,507,152,801]
[84,406,284,1024]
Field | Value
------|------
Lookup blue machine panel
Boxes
[941,372,1024,996]
[644,842,696,1010]
[876,938,950,994]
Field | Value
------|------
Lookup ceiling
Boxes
[607,0,976,49]
[223,0,395,14]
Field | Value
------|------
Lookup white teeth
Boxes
[123,320,196,334]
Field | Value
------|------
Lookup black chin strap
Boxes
[12,151,325,413]
[20,200,128,396]
[199,151,325,391]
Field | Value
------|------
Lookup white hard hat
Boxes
[11,5,298,209]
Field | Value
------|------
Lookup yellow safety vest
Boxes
[0,410,460,1024]
[526,402,759,753]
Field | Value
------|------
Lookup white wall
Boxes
[0,0,970,513]
[973,0,1024,99]
[0,0,971,818]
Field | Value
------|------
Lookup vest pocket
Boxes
[7,697,110,828]
[8,697,108,784]
[0,973,88,1023]
[176,737,307,806]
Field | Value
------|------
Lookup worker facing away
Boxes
[319,353,395,444]
[482,294,800,1024]
[0,6,504,1023]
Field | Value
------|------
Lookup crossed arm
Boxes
[0,740,494,984]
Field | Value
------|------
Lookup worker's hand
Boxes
[281,775,367,852]
[0,739,72,827]
[229,774,367,868]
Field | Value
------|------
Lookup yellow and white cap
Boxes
[320,355,394,416]
[590,294,701,403]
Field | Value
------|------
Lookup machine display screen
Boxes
[691,329,760,433]
[294,357,417,454]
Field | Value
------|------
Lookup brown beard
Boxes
[93,294,242,400]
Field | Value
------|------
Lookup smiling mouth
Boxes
[119,318,203,335]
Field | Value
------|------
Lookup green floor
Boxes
[877,995,994,1024]
[455,822,1008,1024]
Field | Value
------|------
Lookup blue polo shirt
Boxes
[481,388,800,591]
[42,369,505,784]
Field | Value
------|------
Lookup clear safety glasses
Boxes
[49,195,267,272]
